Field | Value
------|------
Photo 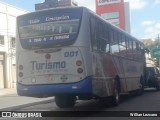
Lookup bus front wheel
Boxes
[55,95,76,108]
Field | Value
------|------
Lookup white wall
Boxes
[0,1,28,88]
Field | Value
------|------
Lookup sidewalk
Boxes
[0,88,17,96]
[0,88,54,110]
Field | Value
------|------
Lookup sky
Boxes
[0,0,160,40]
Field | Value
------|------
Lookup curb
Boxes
[0,98,55,111]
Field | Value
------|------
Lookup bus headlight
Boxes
[77,68,83,74]
[19,72,23,77]
[76,60,82,66]
[19,65,23,70]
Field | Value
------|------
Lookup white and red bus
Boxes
[16,7,145,108]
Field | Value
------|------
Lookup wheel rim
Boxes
[115,88,119,103]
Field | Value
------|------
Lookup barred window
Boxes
[0,35,4,45]
[11,37,16,48]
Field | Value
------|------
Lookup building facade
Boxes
[96,0,130,33]
[0,1,27,88]
[35,0,78,11]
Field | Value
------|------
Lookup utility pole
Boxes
[158,34,160,44]
[158,33,160,68]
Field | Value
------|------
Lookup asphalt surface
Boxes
[1,88,160,120]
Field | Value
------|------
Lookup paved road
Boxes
[16,88,160,111]
[1,88,160,120]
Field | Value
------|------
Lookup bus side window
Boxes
[100,39,106,51]
[97,22,103,51]
[136,42,140,51]
[136,42,143,60]
[105,43,110,53]
[98,23,110,53]
[132,41,136,59]
[110,30,119,55]
[128,40,133,59]
[100,39,110,53]
[119,35,127,58]
[133,41,141,60]
[90,16,97,50]
[98,22,110,53]
[126,37,129,57]
[105,27,110,53]
[111,44,119,55]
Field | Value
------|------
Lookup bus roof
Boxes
[17,6,144,46]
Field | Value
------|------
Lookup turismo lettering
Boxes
[31,61,66,70]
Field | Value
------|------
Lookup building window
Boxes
[11,37,16,48]
[0,35,4,45]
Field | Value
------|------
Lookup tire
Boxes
[55,95,76,108]
[155,81,160,91]
[138,76,144,95]
[112,83,120,106]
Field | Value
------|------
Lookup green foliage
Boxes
[147,38,160,50]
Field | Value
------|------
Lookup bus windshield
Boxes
[17,9,82,49]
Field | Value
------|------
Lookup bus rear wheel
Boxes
[138,76,144,95]
[55,95,76,108]
[155,81,160,91]
[112,86,120,106]
[111,78,120,106]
